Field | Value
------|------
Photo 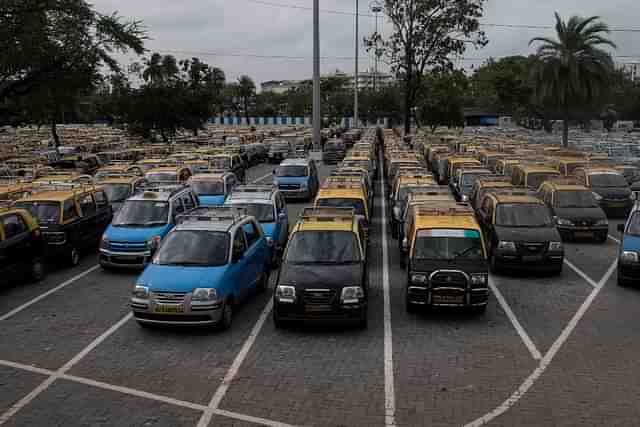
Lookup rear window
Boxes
[316,197,365,216]
[14,201,60,225]
[496,203,552,227]
[191,181,224,196]
[589,173,628,188]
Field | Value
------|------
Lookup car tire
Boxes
[219,299,233,331]
[257,270,269,293]
[489,253,500,274]
[30,258,46,282]
[69,247,81,267]
[357,312,368,330]
[273,311,285,329]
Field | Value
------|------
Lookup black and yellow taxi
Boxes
[494,158,521,176]
[511,163,561,190]
[0,207,46,282]
[0,181,34,204]
[477,191,563,274]
[537,179,609,242]
[94,173,146,213]
[315,180,370,239]
[389,174,437,238]
[13,184,113,266]
[273,207,368,328]
[549,157,588,177]
[403,202,489,312]
[144,166,192,186]
[210,153,246,182]
[468,176,513,211]
[574,166,634,217]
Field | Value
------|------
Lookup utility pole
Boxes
[354,0,359,129]
[312,0,321,147]
[370,1,382,92]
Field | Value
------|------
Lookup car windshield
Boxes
[226,202,274,222]
[527,172,559,190]
[102,183,132,203]
[555,190,598,208]
[462,172,488,187]
[413,229,484,260]
[316,197,365,216]
[191,181,224,196]
[113,200,169,226]
[154,230,229,266]
[277,166,308,177]
[14,202,60,224]
[145,172,177,184]
[496,203,553,227]
[285,230,361,264]
[626,212,640,236]
[590,173,628,188]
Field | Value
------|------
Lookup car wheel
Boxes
[30,258,46,282]
[273,311,285,329]
[489,253,500,274]
[219,300,233,330]
[257,270,269,293]
[69,247,81,266]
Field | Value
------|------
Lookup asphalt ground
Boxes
[0,158,637,427]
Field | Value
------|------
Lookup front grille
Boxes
[110,241,147,253]
[430,271,467,289]
[134,313,211,322]
[303,289,336,305]
[152,292,187,304]
[517,242,546,254]
[278,183,300,190]
[575,219,595,227]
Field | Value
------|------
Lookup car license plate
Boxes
[305,305,332,312]
[432,294,464,304]
[154,304,184,314]
[522,255,543,262]
[574,231,593,238]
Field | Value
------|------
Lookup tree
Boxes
[366,0,487,134]
[237,75,256,123]
[530,13,616,147]
[1,0,146,145]
[418,71,468,131]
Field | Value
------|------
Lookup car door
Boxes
[230,227,251,300]
[0,213,33,275]
[243,220,266,291]
[78,193,99,246]
[93,190,113,236]
[276,193,288,246]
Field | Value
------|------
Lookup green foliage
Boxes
[237,75,256,122]
[418,71,468,131]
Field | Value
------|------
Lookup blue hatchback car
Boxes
[100,185,199,269]
[617,205,640,286]
[189,171,238,206]
[224,185,289,264]
[131,206,272,328]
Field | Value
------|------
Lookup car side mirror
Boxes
[272,169,276,174]
[278,212,287,221]
[402,237,409,251]
[618,224,625,233]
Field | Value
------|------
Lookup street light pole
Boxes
[354,0,359,129]
[312,0,321,147]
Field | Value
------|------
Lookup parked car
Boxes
[273,158,320,201]
[618,206,640,286]
[574,167,634,218]
[0,208,46,282]
[189,172,238,206]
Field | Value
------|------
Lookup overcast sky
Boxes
[94,0,640,88]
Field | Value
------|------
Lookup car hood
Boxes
[278,262,362,289]
[137,264,227,292]
[105,224,172,243]
[198,195,226,206]
[622,234,640,252]
[494,225,560,242]
[554,207,606,221]
[591,186,631,199]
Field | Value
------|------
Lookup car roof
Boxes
[492,194,543,204]
[415,215,480,231]
[128,187,186,202]
[280,158,310,166]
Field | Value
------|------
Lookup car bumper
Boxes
[557,225,609,240]
[131,298,224,325]
[494,251,564,271]
[406,286,489,307]
[618,263,640,283]
[278,188,310,199]
[100,249,152,269]
[43,242,72,258]
[274,300,366,323]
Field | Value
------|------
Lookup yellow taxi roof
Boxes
[316,187,365,198]
[552,184,589,191]
[19,191,74,203]
[492,194,543,204]
[147,166,180,173]
[415,215,480,231]
[97,177,139,184]
[297,220,354,232]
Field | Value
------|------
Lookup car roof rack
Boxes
[412,202,474,216]
[320,181,362,190]
[544,177,583,186]
[232,185,275,193]
[95,172,140,180]
[475,175,512,183]
[30,181,97,194]
[135,183,186,195]
[300,207,355,222]
[177,206,247,224]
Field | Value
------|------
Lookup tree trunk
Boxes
[51,121,60,149]
[404,76,412,135]
[244,98,249,124]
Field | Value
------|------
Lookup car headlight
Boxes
[549,241,563,251]
[100,235,110,249]
[621,251,639,263]
[461,195,469,202]
[470,274,487,287]
[411,274,428,285]
[392,205,401,220]
[276,285,296,303]
[147,235,161,250]
[300,181,308,188]
[497,241,516,251]
[341,286,364,304]
[192,288,218,302]
[132,285,149,299]
[592,192,603,202]
[595,219,609,226]
[556,218,574,226]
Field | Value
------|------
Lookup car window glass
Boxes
[181,193,195,211]
[94,190,108,207]
[79,193,97,216]
[233,229,247,256]
[63,199,78,222]
[243,221,261,247]
[173,198,185,216]
[1,214,28,239]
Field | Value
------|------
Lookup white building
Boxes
[260,69,395,94]
[260,80,301,94]
[618,62,640,81]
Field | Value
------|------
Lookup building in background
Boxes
[260,69,395,94]
[618,62,640,81]
[260,80,301,94]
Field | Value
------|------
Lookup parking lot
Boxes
[1,158,638,427]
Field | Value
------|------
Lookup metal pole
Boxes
[374,12,378,92]
[312,0,321,148]
[354,0,359,129]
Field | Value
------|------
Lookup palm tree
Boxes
[530,13,616,147]
[237,75,255,123]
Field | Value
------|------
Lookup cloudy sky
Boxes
[94,0,640,88]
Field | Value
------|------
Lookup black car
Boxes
[576,168,633,218]
[322,139,346,164]
[0,208,46,282]
[273,208,368,328]
[477,193,564,275]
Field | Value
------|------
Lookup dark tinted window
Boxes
[154,230,229,266]
[555,190,598,208]
[79,194,96,216]
[527,172,559,190]
[243,221,261,246]
[495,204,552,227]
[63,200,78,222]
[276,166,308,177]
[191,181,224,196]
[14,202,60,225]
[589,173,628,188]
[113,200,169,226]
[316,198,365,216]
[285,231,360,263]
[1,214,28,239]
[626,212,640,236]
[102,184,131,203]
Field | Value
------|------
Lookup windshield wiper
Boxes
[454,247,479,259]
[144,221,168,226]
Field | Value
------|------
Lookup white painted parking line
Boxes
[196,299,274,427]
[464,260,618,427]
[489,278,542,361]
[608,235,620,244]
[379,159,397,427]
[250,172,273,184]
[0,313,132,425]
[0,359,54,377]
[564,259,598,288]
[0,265,100,322]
